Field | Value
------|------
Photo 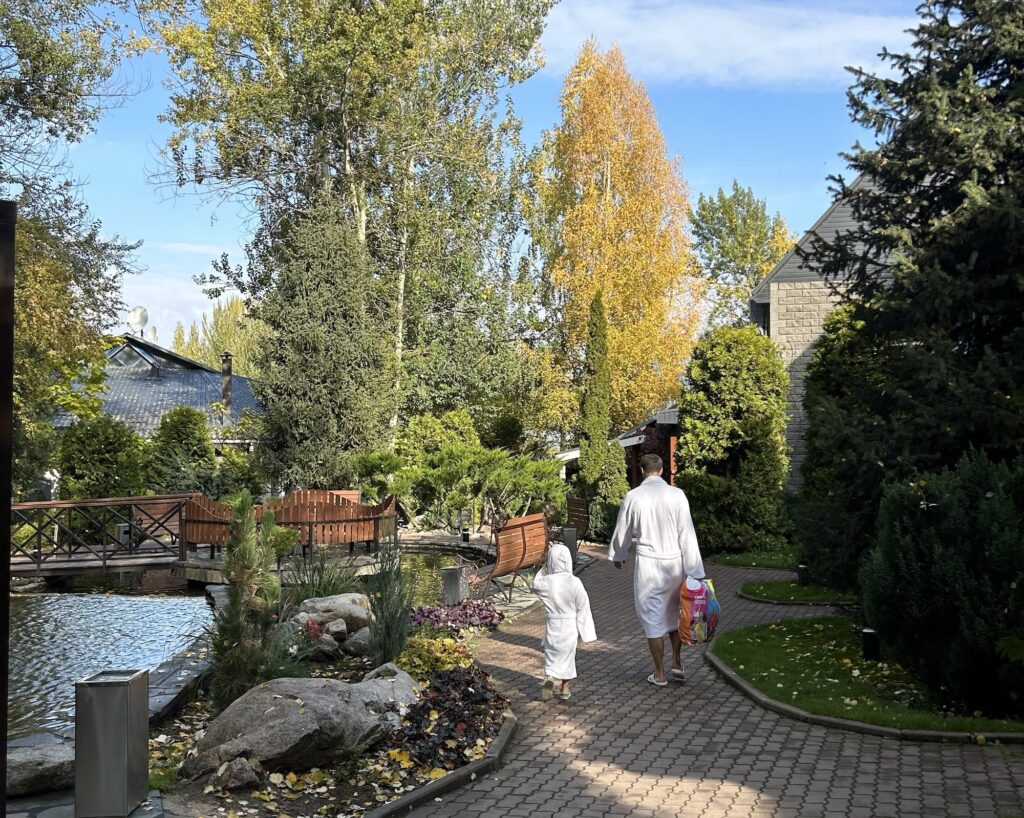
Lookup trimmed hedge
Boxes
[676,326,789,554]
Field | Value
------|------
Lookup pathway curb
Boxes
[363,711,518,818]
[705,647,1024,745]
[735,590,850,608]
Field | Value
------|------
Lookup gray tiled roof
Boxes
[55,336,264,439]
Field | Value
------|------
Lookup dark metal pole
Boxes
[1,200,18,811]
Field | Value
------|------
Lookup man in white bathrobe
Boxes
[609,453,705,686]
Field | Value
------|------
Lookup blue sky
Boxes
[65,0,920,340]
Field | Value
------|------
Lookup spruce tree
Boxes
[255,201,395,490]
[800,0,1024,587]
[575,292,628,536]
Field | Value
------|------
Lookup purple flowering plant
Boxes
[409,599,504,636]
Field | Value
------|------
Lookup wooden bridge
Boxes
[10,490,396,578]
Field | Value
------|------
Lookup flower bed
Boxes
[409,599,504,635]
[153,662,509,816]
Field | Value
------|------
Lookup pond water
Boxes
[7,593,212,740]
[402,547,492,606]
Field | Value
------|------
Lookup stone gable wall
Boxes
[769,280,843,492]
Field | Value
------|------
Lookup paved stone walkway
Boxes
[411,550,1024,818]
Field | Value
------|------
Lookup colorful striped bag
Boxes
[679,577,720,645]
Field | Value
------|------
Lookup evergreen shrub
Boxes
[676,325,789,553]
[860,451,1024,716]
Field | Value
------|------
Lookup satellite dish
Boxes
[145,326,158,343]
[127,306,149,334]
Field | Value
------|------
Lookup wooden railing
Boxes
[10,494,194,572]
[11,490,396,573]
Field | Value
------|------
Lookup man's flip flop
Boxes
[541,677,554,700]
[646,674,668,687]
[557,691,572,701]
[670,667,686,680]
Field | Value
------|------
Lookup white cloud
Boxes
[540,0,916,88]
[119,272,215,345]
[151,241,232,255]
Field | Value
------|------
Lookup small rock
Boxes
[343,627,371,657]
[325,618,348,639]
[299,594,372,630]
[314,633,341,658]
[6,744,75,796]
[364,662,401,681]
[209,757,261,790]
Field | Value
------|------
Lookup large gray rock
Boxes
[7,744,75,796]
[181,671,418,778]
[342,626,371,657]
[298,594,371,630]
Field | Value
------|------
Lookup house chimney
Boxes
[220,352,233,423]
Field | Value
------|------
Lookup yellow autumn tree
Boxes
[532,41,702,429]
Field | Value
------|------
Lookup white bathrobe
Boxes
[608,476,706,638]
[533,543,597,680]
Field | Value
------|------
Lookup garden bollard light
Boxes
[563,526,578,567]
[442,565,469,606]
[862,628,880,661]
[797,563,809,585]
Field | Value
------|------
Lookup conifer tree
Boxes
[255,201,395,490]
[800,0,1024,586]
[575,292,628,535]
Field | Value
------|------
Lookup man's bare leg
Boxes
[647,636,666,683]
[668,630,682,671]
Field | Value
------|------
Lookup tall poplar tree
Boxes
[173,296,266,377]
[149,0,551,428]
[575,292,628,534]
[531,40,702,429]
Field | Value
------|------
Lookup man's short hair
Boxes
[640,453,663,475]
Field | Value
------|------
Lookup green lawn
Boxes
[714,617,1024,734]
[709,545,797,570]
[740,580,856,605]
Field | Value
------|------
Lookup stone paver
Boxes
[410,551,1024,817]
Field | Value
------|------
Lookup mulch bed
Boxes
[152,662,509,818]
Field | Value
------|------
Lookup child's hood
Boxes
[545,543,573,575]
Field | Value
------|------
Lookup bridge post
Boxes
[1,199,17,810]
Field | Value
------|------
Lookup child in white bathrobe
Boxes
[532,542,597,701]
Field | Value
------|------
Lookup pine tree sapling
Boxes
[676,326,789,553]
[210,492,301,710]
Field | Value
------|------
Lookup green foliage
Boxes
[172,296,266,377]
[13,206,138,499]
[800,2,1024,585]
[254,202,395,491]
[151,0,551,431]
[575,292,628,533]
[691,180,795,327]
[676,325,789,553]
[860,452,1024,717]
[355,411,565,530]
[397,633,473,682]
[216,446,265,499]
[209,492,302,711]
[146,406,218,495]
[282,551,362,610]
[367,533,414,667]
[57,415,146,499]
[797,307,891,587]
